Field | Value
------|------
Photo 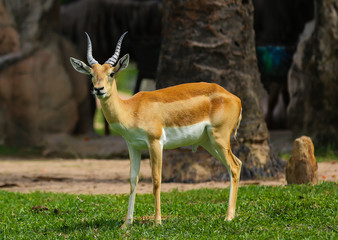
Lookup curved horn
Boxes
[105,31,128,66]
[85,32,99,66]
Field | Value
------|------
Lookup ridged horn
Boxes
[105,31,128,66]
[85,32,99,66]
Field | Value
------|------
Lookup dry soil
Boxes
[0,158,336,194]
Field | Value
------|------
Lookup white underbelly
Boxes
[110,121,210,150]
[161,121,210,149]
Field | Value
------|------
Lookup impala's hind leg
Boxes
[223,149,242,220]
[203,126,242,220]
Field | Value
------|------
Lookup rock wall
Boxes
[288,0,338,146]
[0,0,91,146]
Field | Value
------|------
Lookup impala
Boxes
[70,32,242,228]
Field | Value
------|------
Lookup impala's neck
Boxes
[99,79,125,124]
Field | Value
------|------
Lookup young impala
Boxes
[70,32,242,228]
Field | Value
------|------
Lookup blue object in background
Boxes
[256,46,294,77]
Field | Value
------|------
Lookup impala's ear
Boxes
[114,54,129,73]
[70,57,92,75]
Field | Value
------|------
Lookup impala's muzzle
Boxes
[93,86,106,97]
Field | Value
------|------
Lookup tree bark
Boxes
[157,0,283,180]
[288,0,338,146]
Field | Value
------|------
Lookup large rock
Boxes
[0,36,81,145]
[286,136,318,185]
[287,0,338,145]
[0,1,19,55]
[0,0,91,146]
[0,27,19,55]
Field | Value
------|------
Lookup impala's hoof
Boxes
[155,219,162,225]
[120,221,131,229]
[225,214,235,221]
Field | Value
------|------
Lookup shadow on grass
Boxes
[57,217,124,233]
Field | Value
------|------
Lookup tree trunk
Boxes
[288,0,338,146]
[157,0,283,180]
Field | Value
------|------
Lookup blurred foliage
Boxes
[280,146,338,163]
[0,145,42,157]
[93,108,108,136]
[315,144,338,162]
[115,62,138,95]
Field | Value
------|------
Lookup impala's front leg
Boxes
[148,138,163,225]
[121,145,141,229]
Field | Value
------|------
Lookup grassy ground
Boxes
[279,146,338,163]
[0,182,336,239]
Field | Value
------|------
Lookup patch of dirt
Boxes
[0,159,336,194]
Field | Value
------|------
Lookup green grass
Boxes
[0,145,42,158]
[315,145,338,163]
[0,182,336,239]
[280,147,338,163]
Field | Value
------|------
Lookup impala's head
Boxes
[70,32,129,99]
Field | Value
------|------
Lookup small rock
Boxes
[286,136,318,185]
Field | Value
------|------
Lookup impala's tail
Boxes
[234,108,242,140]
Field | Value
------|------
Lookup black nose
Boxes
[94,87,104,92]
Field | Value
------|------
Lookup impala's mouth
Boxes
[96,93,107,99]
[93,90,107,98]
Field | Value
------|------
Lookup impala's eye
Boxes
[110,72,114,78]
